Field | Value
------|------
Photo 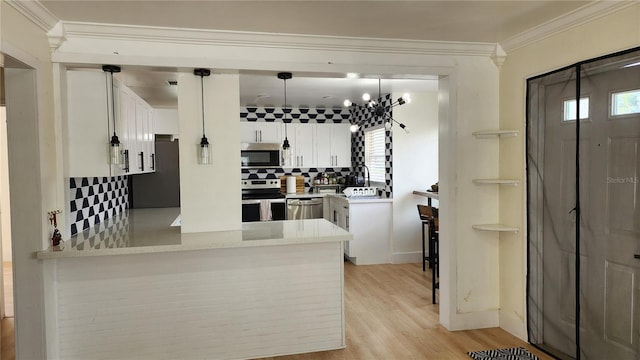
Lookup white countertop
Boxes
[325,193,393,204]
[284,192,327,199]
[37,208,352,259]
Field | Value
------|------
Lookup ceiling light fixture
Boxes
[103,64,123,165]
[347,78,411,133]
[194,68,212,165]
[278,72,293,166]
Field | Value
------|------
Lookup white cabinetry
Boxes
[316,124,351,168]
[286,123,315,168]
[66,70,155,177]
[66,70,112,177]
[325,195,391,265]
[240,122,282,143]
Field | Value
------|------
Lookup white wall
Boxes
[153,107,179,136]
[1,3,61,359]
[178,73,241,233]
[0,106,12,262]
[390,91,438,263]
[498,4,640,340]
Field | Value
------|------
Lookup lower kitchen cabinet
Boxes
[325,195,392,265]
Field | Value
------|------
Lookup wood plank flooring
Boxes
[0,262,549,360]
[263,262,551,360]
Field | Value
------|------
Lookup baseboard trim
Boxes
[392,251,422,264]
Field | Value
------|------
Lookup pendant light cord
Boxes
[110,71,117,137]
[200,74,206,137]
[284,77,288,137]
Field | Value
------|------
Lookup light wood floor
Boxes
[264,262,551,360]
[2,261,13,360]
[0,262,550,360]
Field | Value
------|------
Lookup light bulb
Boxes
[350,124,360,133]
[385,121,392,130]
[402,93,412,103]
[362,93,371,101]
[343,99,352,107]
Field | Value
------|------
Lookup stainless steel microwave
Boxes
[241,143,281,167]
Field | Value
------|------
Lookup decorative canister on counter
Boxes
[286,176,297,194]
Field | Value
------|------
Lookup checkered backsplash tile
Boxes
[69,176,129,236]
[242,167,352,189]
[241,106,351,123]
[67,211,130,250]
[351,94,394,198]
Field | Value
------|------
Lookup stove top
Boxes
[241,179,284,200]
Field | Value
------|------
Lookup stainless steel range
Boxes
[241,179,286,222]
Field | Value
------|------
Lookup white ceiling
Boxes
[47,0,594,108]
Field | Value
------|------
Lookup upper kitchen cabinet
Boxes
[285,123,315,168]
[315,123,351,168]
[240,122,282,144]
[66,69,155,178]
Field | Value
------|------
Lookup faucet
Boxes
[361,164,370,187]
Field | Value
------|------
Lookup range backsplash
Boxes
[69,176,129,236]
[242,167,352,191]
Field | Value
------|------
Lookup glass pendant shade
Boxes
[198,136,212,165]
[110,134,123,165]
[282,137,291,166]
[194,68,212,165]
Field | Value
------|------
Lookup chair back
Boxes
[417,204,437,221]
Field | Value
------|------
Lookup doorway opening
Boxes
[527,47,640,359]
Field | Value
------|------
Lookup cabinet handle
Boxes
[333,210,337,223]
[346,215,349,230]
[123,149,130,172]
[635,254,640,260]
[255,131,258,142]
[139,152,144,171]
[335,155,338,166]
[301,156,304,167]
[151,153,155,171]
[260,130,262,142]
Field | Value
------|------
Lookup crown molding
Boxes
[57,21,496,57]
[5,0,58,32]
[500,0,638,53]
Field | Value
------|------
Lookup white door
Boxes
[542,63,640,359]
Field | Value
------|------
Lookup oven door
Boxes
[242,199,286,222]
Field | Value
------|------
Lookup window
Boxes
[611,89,640,116]
[364,127,386,183]
[563,97,589,121]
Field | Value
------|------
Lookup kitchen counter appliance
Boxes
[241,143,281,168]
[241,179,286,222]
[287,197,324,220]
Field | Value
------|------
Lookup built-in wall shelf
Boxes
[472,130,519,138]
[472,224,520,233]
[472,179,520,186]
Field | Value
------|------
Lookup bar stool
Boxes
[417,204,439,304]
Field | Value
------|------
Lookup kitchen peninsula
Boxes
[37,208,352,360]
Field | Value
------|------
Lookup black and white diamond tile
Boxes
[69,176,129,236]
[241,106,350,124]
[467,347,539,360]
[350,94,394,198]
[242,167,352,189]
[68,211,130,250]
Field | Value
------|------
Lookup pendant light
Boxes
[103,65,123,165]
[278,72,292,166]
[194,68,212,165]
[346,78,411,133]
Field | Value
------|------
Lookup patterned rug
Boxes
[468,347,540,360]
